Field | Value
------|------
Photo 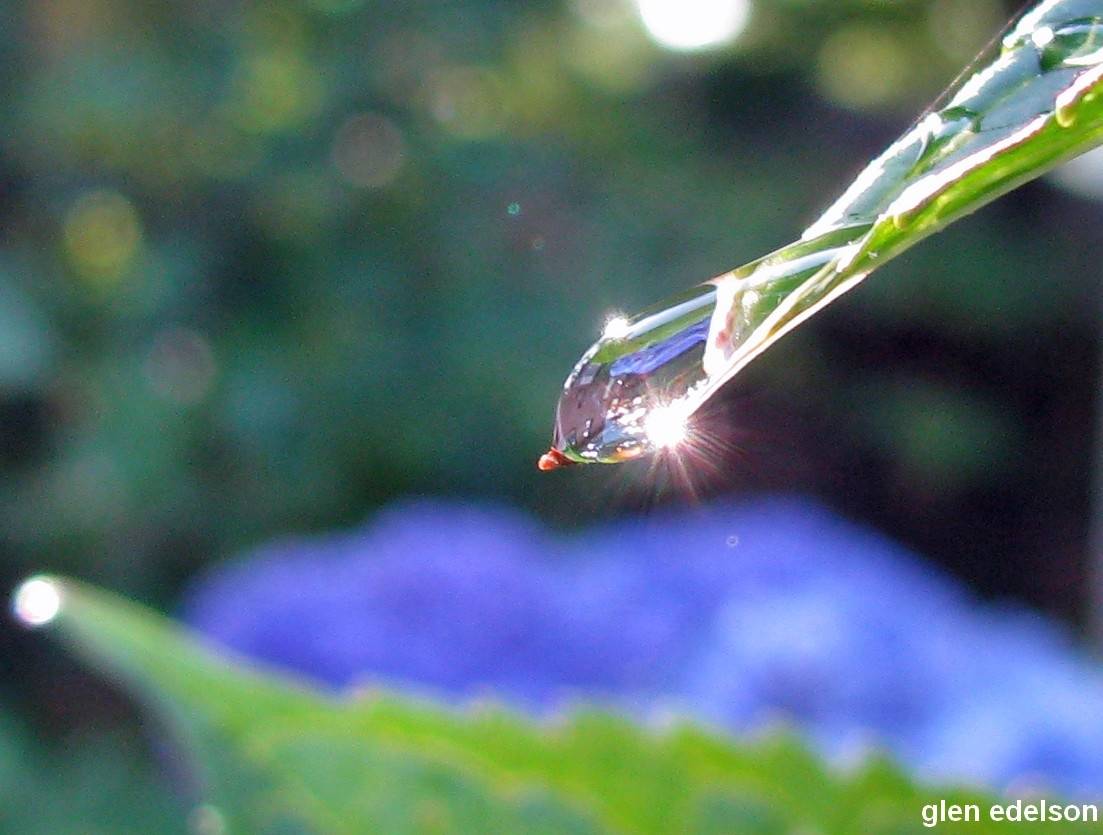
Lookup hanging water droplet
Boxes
[542,0,1103,469]
[544,283,715,465]
[541,225,871,466]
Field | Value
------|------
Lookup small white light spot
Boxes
[602,314,631,340]
[726,535,740,548]
[635,0,751,52]
[13,576,62,627]
[1031,26,1055,48]
[644,401,689,449]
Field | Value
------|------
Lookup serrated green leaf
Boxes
[33,577,1077,835]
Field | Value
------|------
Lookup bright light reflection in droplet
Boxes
[644,401,690,449]
[12,576,62,627]
[635,0,751,52]
[602,314,631,340]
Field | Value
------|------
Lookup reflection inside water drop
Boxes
[548,283,716,465]
[542,225,870,467]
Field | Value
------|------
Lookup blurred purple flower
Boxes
[183,496,1103,796]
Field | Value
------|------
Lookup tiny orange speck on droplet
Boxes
[538,449,571,471]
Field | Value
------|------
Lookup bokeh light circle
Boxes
[332,113,406,188]
[635,0,751,52]
[12,576,62,627]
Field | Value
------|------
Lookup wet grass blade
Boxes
[545,0,1103,467]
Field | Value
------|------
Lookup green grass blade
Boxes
[546,1,1103,465]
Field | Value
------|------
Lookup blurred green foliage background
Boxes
[2,0,1102,829]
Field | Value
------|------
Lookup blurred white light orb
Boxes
[635,0,751,52]
[645,401,690,449]
[602,314,631,340]
[13,576,62,627]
